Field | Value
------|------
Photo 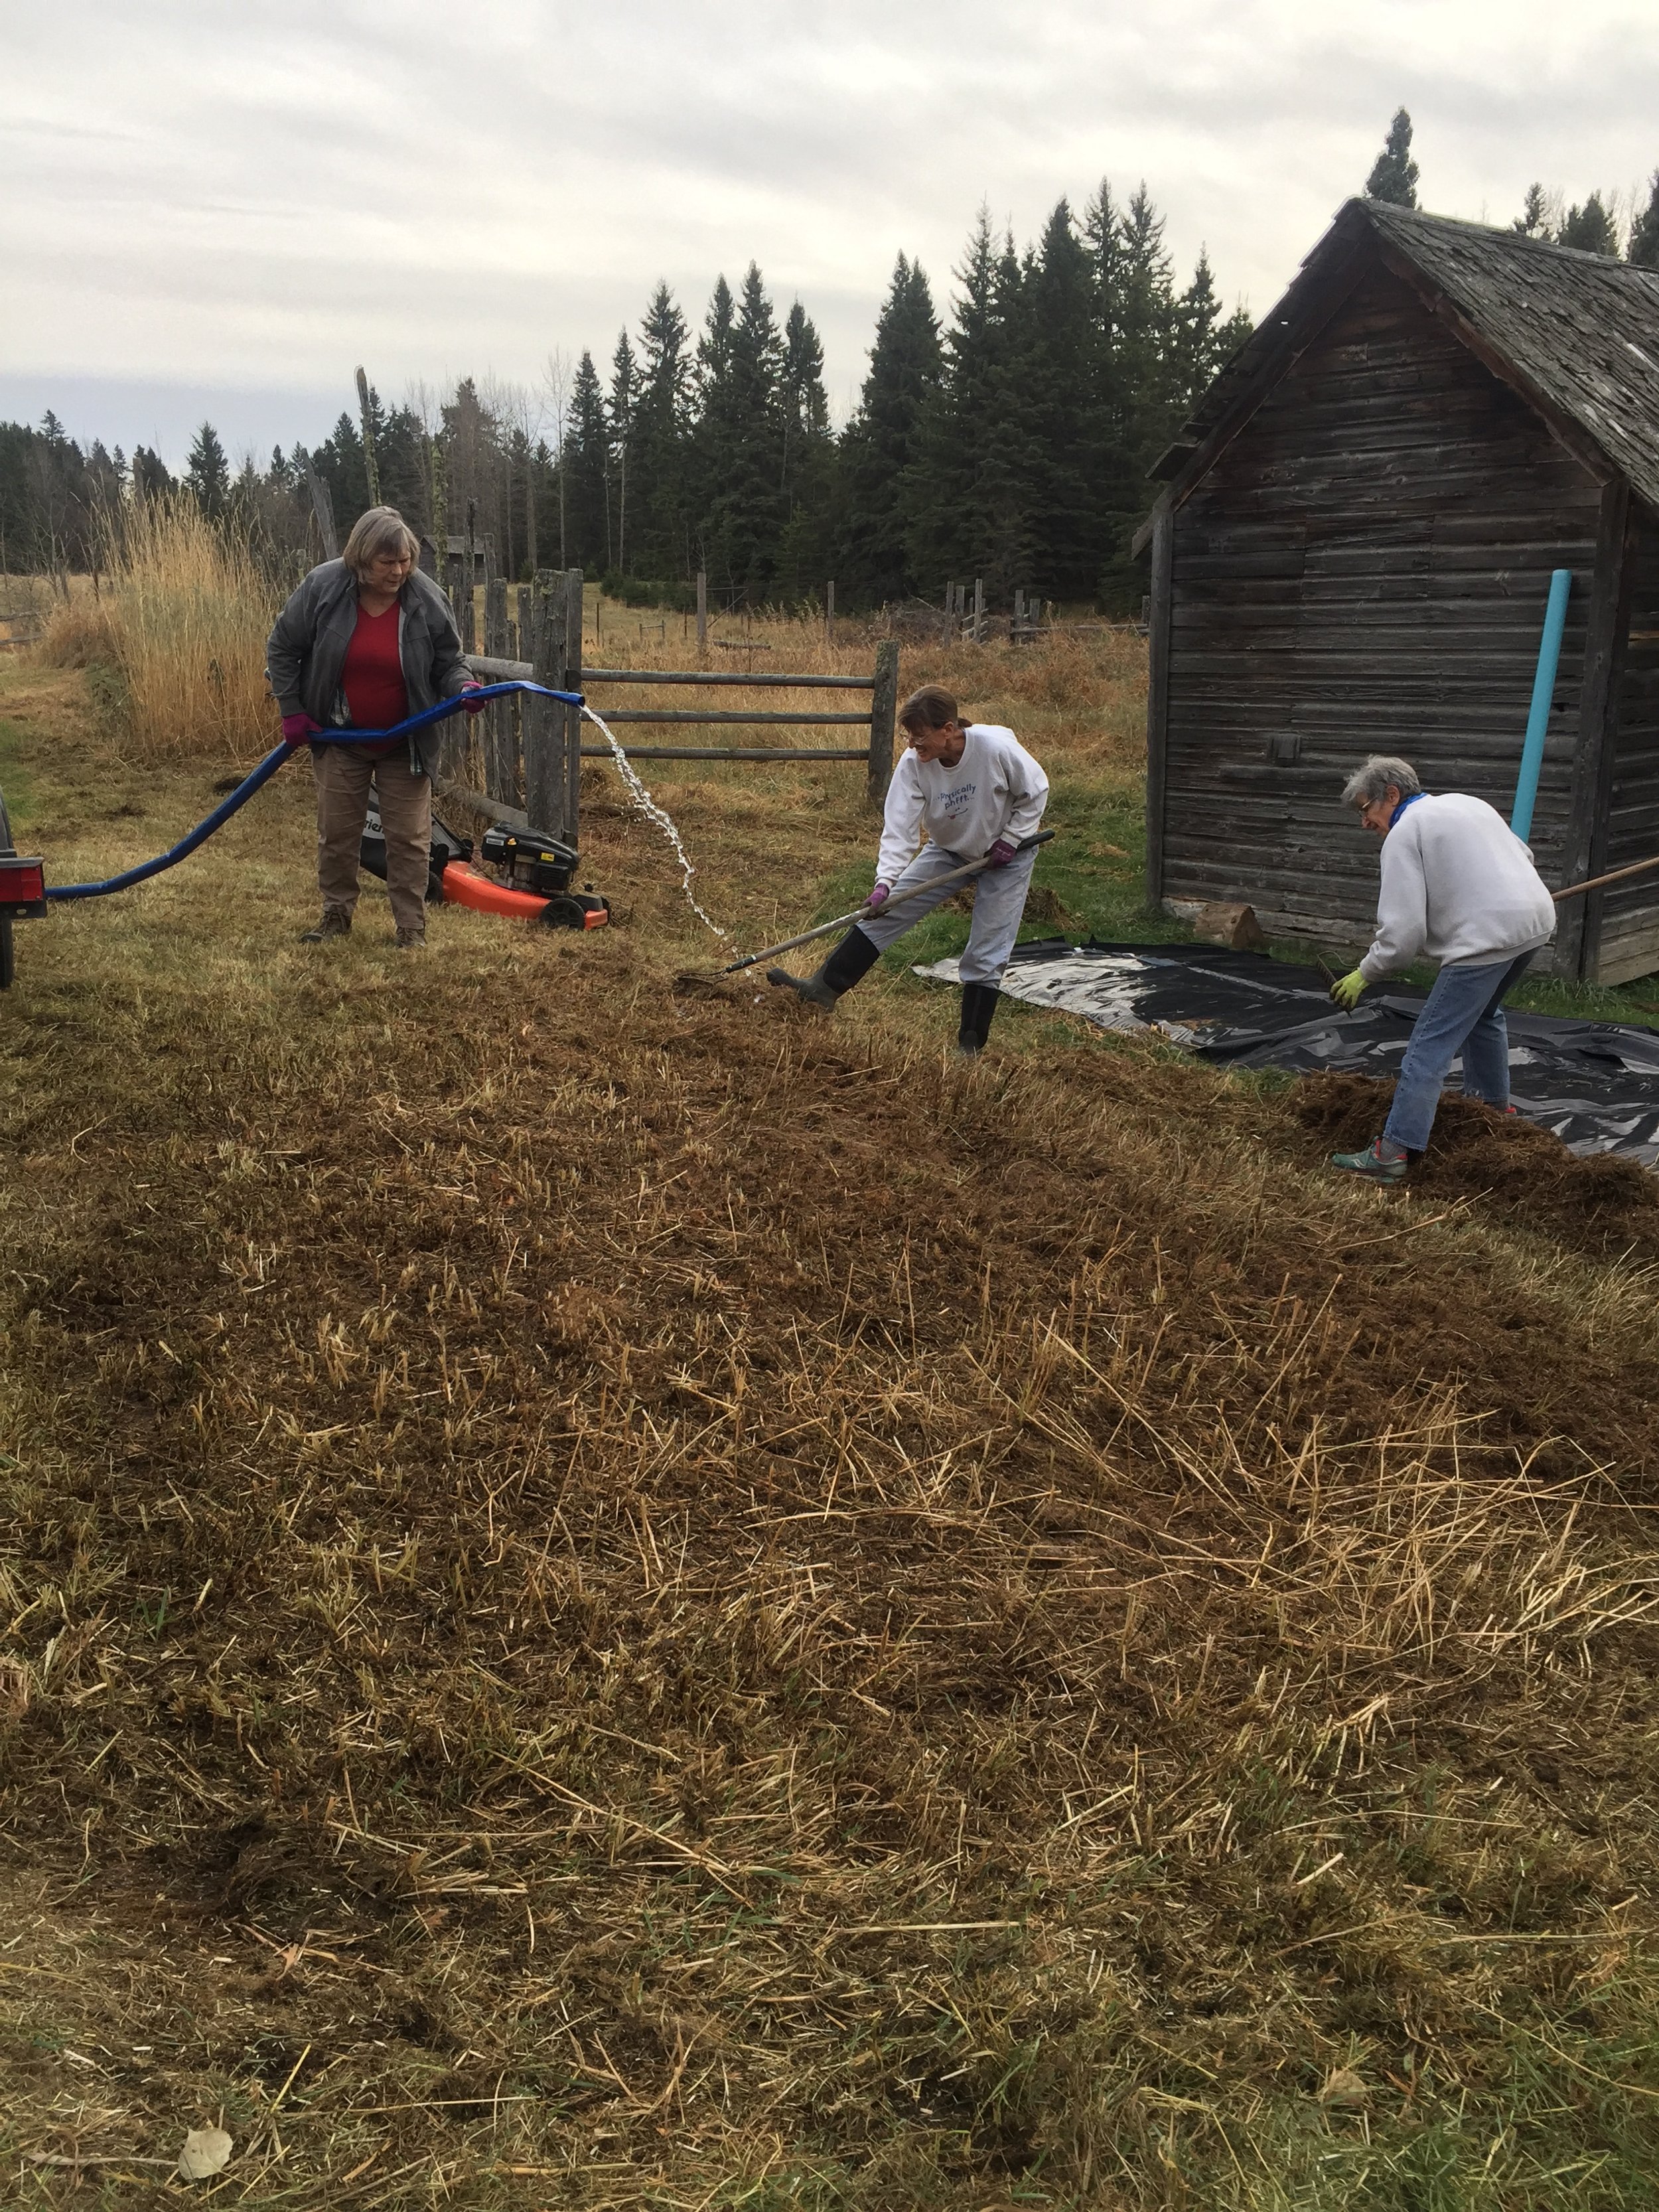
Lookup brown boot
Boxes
[395,926,427,951]
[301,906,352,943]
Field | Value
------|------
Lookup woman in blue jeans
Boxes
[1327,756,1556,1184]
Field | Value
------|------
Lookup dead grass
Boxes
[3,659,1659,2208]
[35,500,279,764]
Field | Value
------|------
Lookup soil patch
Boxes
[1292,1068,1659,1261]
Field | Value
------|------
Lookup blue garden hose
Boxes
[43,682,584,902]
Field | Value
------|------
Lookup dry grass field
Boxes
[3,615,1659,2211]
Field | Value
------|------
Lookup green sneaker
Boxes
[1331,1138,1407,1184]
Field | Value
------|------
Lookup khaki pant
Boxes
[314,743,432,934]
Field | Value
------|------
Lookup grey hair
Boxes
[1340,755,1421,809]
[342,505,419,577]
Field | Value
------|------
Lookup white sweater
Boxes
[1359,792,1556,981]
[877,723,1049,886]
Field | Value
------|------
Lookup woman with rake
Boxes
[770,685,1048,1055]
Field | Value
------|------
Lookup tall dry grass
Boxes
[36,496,278,763]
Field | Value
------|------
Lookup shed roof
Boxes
[1152,198,1659,517]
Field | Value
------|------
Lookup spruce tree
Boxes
[691,275,737,587]
[903,210,1037,603]
[1630,173,1659,268]
[632,282,693,579]
[837,254,942,604]
[185,421,230,517]
[1364,110,1419,208]
[561,352,610,572]
[1559,193,1619,256]
[608,330,637,573]
[700,265,786,603]
[1513,183,1551,238]
[776,300,835,599]
[1023,198,1105,599]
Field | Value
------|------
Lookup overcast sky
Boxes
[5,0,1658,467]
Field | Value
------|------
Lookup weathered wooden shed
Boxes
[1139,198,1659,982]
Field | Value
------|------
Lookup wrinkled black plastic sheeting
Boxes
[1001,940,1659,1164]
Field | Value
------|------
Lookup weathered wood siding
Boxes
[1159,265,1611,968]
[1597,517,1659,983]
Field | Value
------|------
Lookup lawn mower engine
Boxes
[480,824,610,929]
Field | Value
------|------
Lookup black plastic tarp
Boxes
[917,940,1659,1163]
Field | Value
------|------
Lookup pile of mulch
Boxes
[1292,1070,1659,1261]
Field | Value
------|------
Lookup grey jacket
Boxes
[265,559,469,778]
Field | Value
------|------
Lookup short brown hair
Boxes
[342,505,420,578]
[898,685,961,734]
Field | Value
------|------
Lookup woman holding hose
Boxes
[266,506,482,948]
[770,685,1049,1054]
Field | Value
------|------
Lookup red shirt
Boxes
[340,599,408,756]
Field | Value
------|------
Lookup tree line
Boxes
[0,183,1244,616]
[12,125,1655,615]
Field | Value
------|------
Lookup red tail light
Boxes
[0,857,46,917]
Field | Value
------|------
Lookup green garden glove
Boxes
[1330,968,1366,1011]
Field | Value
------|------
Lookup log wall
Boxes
[1157,264,1630,973]
[1598,519,1659,982]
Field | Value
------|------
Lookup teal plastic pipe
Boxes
[1510,567,1572,843]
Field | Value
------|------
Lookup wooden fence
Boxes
[447,567,899,845]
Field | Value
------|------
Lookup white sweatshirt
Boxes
[1359,792,1556,981]
[877,723,1049,886]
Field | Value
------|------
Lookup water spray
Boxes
[579,703,728,940]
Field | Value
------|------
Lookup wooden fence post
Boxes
[825,580,835,647]
[561,567,584,844]
[696,569,707,656]
[484,575,515,803]
[524,573,560,834]
[972,577,985,643]
[867,638,899,804]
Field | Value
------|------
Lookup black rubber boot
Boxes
[768,926,881,1010]
[957,981,1000,1056]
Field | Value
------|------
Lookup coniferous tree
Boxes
[561,352,609,571]
[1630,173,1659,269]
[903,211,1037,601]
[1559,192,1619,256]
[837,254,942,603]
[1364,110,1419,208]
[699,265,786,602]
[775,300,835,598]
[132,446,175,502]
[608,330,638,573]
[632,283,693,579]
[1513,183,1551,238]
[185,421,230,517]
[1023,198,1104,599]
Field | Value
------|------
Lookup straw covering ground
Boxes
[3,639,1659,2209]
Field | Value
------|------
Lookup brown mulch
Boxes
[1292,1069,1659,1263]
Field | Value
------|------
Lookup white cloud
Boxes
[3,0,1656,462]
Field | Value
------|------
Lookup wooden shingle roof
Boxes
[1151,197,1659,516]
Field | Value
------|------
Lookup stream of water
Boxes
[580,705,729,940]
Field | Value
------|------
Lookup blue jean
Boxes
[1383,952,1536,1152]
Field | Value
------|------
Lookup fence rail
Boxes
[455,568,899,844]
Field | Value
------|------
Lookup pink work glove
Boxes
[867,882,891,911]
[461,682,487,716]
[985,838,1017,869]
[281,712,320,746]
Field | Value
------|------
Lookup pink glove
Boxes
[985,838,1017,869]
[867,882,891,911]
[461,683,487,717]
[281,712,320,746]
